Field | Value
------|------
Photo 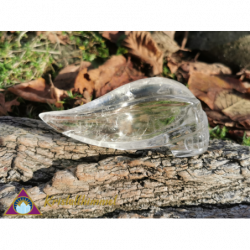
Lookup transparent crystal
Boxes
[39,77,209,157]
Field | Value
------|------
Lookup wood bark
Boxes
[1,116,250,218]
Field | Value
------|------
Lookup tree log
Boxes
[1,116,250,218]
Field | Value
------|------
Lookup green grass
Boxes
[242,132,250,146]
[0,31,113,89]
[209,125,229,140]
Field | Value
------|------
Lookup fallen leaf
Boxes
[94,55,146,98]
[221,97,250,128]
[151,31,180,57]
[206,110,233,124]
[74,67,98,97]
[188,72,246,110]
[188,71,250,138]
[228,129,250,139]
[8,78,67,107]
[0,93,20,116]
[37,31,69,45]
[162,31,176,40]
[102,30,131,43]
[54,62,92,90]
[73,98,88,107]
[168,54,232,80]
[123,31,163,75]
[54,62,97,104]
[181,62,232,76]
[48,75,68,104]
[236,68,250,81]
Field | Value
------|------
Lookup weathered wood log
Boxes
[1,116,250,218]
[102,204,250,218]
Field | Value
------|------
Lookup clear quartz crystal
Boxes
[39,77,209,157]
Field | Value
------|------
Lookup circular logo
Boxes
[13,196,33,215]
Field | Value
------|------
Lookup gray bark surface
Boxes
[102,204,250,218]
[1,116,250,218]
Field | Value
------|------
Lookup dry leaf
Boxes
[237,68,250,81]
[123,31,163,75]
[54,62,97,104]
[188,71,250,136]
[228,129,250,138]
[221,97,250,129]
[54,62,92,90]
[181,62,232,76]
[168,54,232,79]
[73,98,88,107]
[37,31,69,45]
[0,93,20,116]
[206,110,233,123]
[151,31,180,57]
[162,31,176,40]
[8,78,67,106]
[74,67,98,97]
[94,55,146,98]
[188,72,246,110]
[102,30,131,43]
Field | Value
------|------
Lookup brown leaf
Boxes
[48,75,68,104]
[123,31,163,75]
[151,31,180,57]
[169,60,232,82]
[237,68,250,81]
[167,53,183,74]
[188,71,250,136]
[53,62,99,104]
[74,68,95,96]
[221,97,250,129]
[37,31,69,45]
[54,62,92,90]
[0,93,20,116]
[162,31,176,40]
[102,30,131,43]
[228,129,250,138]
[167,53,232,83]
[73,98,88,107]
[8,78,67,106]
[188,72,246,110]
[206,110,233,124]
[181,62,232,76]
[94,55,146,98]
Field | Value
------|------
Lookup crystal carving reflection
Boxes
[39,77,209,157]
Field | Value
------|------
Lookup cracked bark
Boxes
[1,116,250,218]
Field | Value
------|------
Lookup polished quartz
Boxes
[39,77,209,157]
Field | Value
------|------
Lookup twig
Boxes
[16,31,28,47]
[194,52,200,62]
[181,31,189,50]
[31,49,61,55]
[48,74,55,87]
[0,31,7,43]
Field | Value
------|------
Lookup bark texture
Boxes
[1,116,250,218]
[103,204,250,218]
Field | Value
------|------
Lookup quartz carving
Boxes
[39,77,209,157]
